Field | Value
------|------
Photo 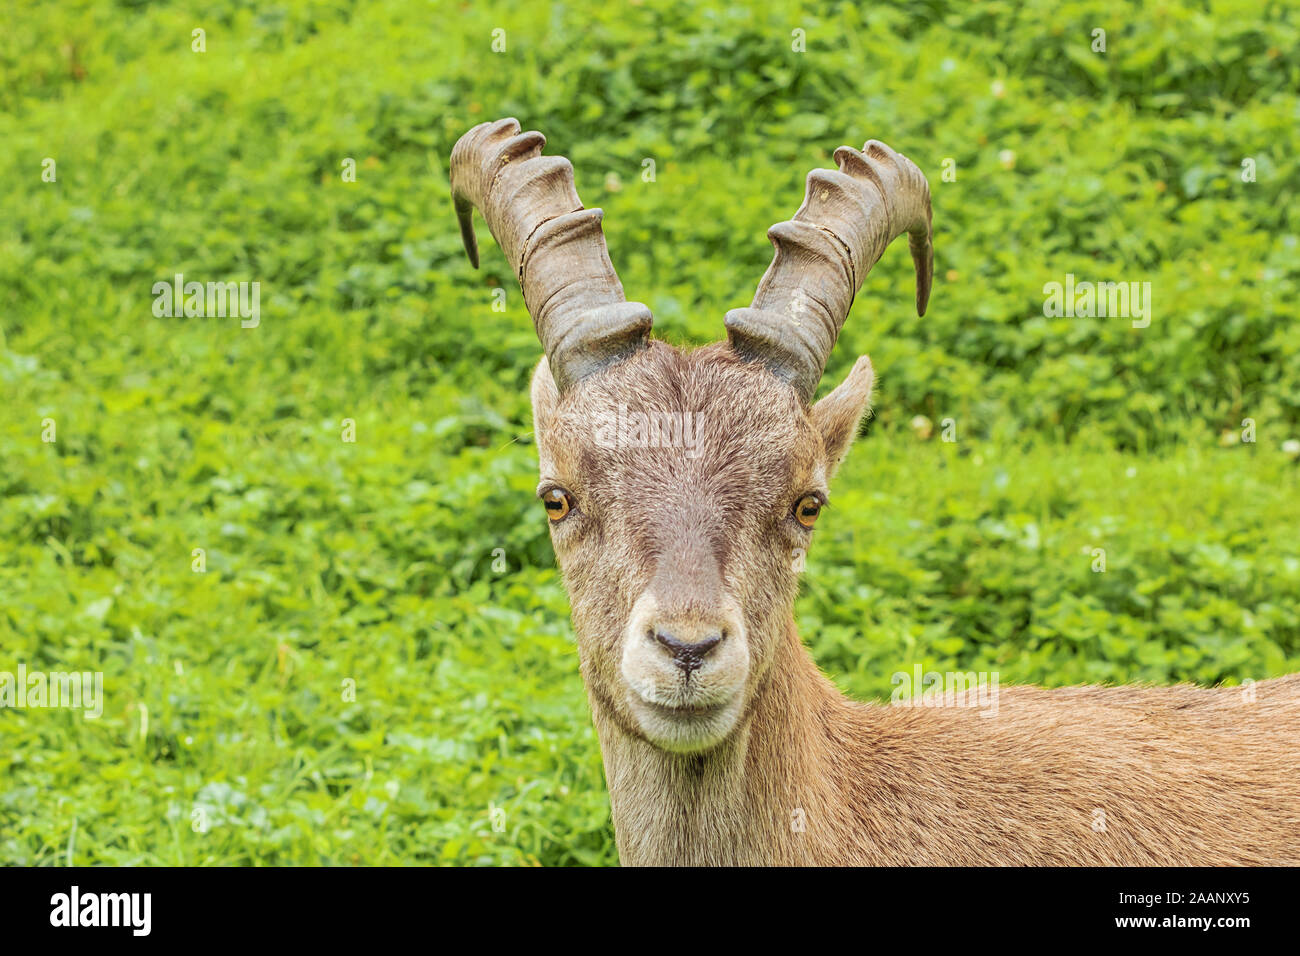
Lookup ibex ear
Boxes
[531,357,561,452]
[811,355,874,480]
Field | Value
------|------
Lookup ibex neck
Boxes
[592,620,862,866]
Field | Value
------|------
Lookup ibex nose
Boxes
[654,630,723,673]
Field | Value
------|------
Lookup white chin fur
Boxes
[625,691,745,753]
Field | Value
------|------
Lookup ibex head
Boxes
[452,118,932,754]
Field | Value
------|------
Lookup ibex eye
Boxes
[542,488,574,522]
[794,495,823,528]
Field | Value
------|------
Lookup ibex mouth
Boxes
[625,689,745,753]
[642,698,730,719]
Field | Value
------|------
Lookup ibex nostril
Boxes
[653,630,723,673]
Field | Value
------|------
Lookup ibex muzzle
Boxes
[619,512,749,751]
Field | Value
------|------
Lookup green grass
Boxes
[1,0,1297,865]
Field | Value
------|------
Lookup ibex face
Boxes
[451,118,931,755]
[530,344,875,752]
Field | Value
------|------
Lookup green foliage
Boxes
[1,0,1297,865]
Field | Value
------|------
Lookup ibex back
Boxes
[450,118,1300,866]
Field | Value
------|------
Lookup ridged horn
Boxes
[450,118,652,392]
[724,139,933,403]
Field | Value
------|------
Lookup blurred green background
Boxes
[1,0,1298,865]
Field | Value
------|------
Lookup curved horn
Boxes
[724,139,933,403]
[450,118,652,392]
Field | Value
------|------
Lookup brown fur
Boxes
[530,341,1300,866]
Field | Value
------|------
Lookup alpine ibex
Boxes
[450,118,1300,866]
